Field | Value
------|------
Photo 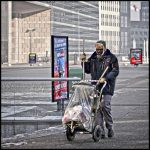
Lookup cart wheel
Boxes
[66,126,75,141]
[92,125,101,142]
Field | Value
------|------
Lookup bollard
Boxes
[74,53,77,65]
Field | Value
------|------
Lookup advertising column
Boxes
[130,48,143,66]
[51,35,69,106]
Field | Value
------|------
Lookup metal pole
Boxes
[29,31,31,54]
[57,59,61,111]
[82,39,85,80]
[144,39,146,63]
[18,13,20,63]
[25,28,35,66]
[8,1,12,66]
[133,38,136,48]
[1,77,81,81]
[57,72,61,111]
[29,31,32,66]
[57,58,64,112]
[78,11,80,61]
[146,39,149,64]
[59,72,64,115]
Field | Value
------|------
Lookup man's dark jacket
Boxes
[83,49,119,96]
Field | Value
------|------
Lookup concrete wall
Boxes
[11,10,51,64]
[1,1,9,63]
[1,1,51,64]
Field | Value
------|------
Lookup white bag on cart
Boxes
[62,82,95,132]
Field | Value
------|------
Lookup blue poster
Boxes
[51,36,69,101]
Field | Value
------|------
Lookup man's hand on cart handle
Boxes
[80,53,86,61]
[96,66,109,85]
[98,77,106,83]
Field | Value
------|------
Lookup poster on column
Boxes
[51,35,69,102]
[130,48,143,65]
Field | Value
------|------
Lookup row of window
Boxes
[53,17,98,28]
[101,14,119,20]
[131,31,148,35]
[130,37,149,42]
[101,31,120,36]
[120,2,128,13]
[141,18,149,22]
[121,36,128,47]
[52,1,99,44]
[68,41,96,52]
[101,6,119,12]
[120,16,128,27]
[101,21,119,27]
[141,12,149,20]
[100,40,120,46]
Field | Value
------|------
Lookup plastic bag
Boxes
[62,82,95,131]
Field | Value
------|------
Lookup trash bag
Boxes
[62,82,95,132]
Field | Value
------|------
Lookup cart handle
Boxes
[97,66,109,85]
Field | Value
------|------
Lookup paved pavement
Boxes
[1,80,149,148]
[1,63,149,149]
[1,61,149,69]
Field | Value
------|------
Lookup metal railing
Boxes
[1,77,81,122]
[1,77,81,81]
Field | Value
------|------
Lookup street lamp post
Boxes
[144,39,146,63]
[26,28,36,54]
[26,28,36,65]
[78,10,80,61]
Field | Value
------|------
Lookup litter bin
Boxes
[29,53,36,65]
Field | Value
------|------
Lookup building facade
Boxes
[99,1,120,54]
[1,1,9,63]
[1,1,99,64]
[1,1,51,64]
[1,1,149,64]
[120,1,149,56]
[140,1,149,22]
[43,1,99,60]
[119,1,131,55]
[129,1,149,55]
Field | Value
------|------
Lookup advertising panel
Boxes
[51,35,69,102]
[130,1,141,21]
[130,48,142,65]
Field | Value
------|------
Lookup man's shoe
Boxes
[108,129,114,138]
[101,128,105,139]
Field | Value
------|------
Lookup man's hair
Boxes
[96,40,106,48]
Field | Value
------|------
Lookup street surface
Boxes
[1,64,149,149]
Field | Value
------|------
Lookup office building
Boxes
[1,1,148,64]
[129,1,149,53]
[42,1,99,60]
[1,1,99,64]
[1,1,51,64]
[120,1,130,55]
[99,1,120,54]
